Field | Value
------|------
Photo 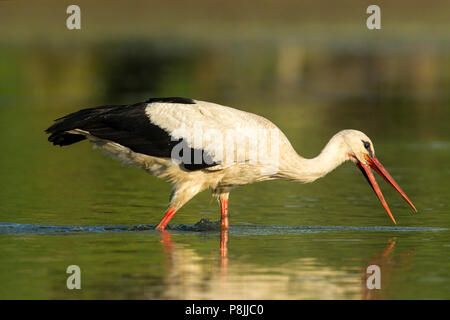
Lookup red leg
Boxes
[220,195,229,229]
[155,207,177,231]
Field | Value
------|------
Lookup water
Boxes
[1,34,450,299]
[0,223,448,299]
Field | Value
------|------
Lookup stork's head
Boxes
[340,130,417,224]
[339,129,375,164]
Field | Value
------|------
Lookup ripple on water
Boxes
[0,221,447,236]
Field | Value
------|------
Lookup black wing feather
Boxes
[45,98,216,170]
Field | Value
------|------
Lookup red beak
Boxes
[356,154,417,224]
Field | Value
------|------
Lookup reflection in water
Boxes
[0,223,425,299]
[156,230,417,299]
[220,228,229,275]
[362,237,415,300]
[0,223,431,299]
[160,230,175,268]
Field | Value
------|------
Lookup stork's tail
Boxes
[45,105,118,146]
[46,131,86,146]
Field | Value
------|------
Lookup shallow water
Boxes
[1,36,450,299]
[0,221,448,299]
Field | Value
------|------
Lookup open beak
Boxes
[356,154,417,224]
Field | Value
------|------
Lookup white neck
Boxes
[277,133,349,183]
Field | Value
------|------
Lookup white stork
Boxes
[46,97,417,230]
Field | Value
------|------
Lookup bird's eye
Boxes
[362,141,371,150]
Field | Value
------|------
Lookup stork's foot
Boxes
[193,218,221,230]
